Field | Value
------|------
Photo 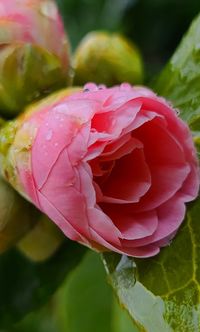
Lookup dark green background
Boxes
[56,0,200,77]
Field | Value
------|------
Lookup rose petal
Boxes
[18,168,41,208]
[133,117,190,210]
[90,228,160,257]
[39,148,95,239]
[101,147,151,203]
[90,136,142,177]
[37,191,89,244]
[122,194,186,248]
[102,204,158,240]
[88,207,122,246]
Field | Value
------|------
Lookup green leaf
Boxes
[0,240,86,328]
[56,251,114,332]
[2,303,60,332]
[154,13,200,128]
[3,251,138,332]
[111,296,139,332]
[53,251,138,332]
[102,13,200,332]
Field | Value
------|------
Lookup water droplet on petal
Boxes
[46,130,53,141]
[54,105,66,115]
[98,84,106,90]
[40,1,57,20]
[83,83,98,92]
[120,83,132,90]
[175,108,180,115]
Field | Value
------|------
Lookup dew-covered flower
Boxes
[1,84,199,257]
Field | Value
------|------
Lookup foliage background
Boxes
[56,0,200,77]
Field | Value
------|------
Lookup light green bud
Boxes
[73,31,144,86]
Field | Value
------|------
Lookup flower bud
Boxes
[17,215,64,262]
[0,87,81,198]
[0,177,37,253]
[73,31,144,86]
[0,0,70,117]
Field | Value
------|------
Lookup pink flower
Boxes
[7,83,200,257]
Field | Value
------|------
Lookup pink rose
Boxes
[5,83,200,257]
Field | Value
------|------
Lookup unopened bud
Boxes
[0,178,37,253]
[73,31,144,86]
[17,215,64,262]
[0,0,71,117]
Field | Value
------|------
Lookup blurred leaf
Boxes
[4,303,59,332]
[0,240,86,328]
[54,251,138,332]
[5,251,138,332]
[55,251,114,332]
[111,297,139,332]
[102,13,200,332]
